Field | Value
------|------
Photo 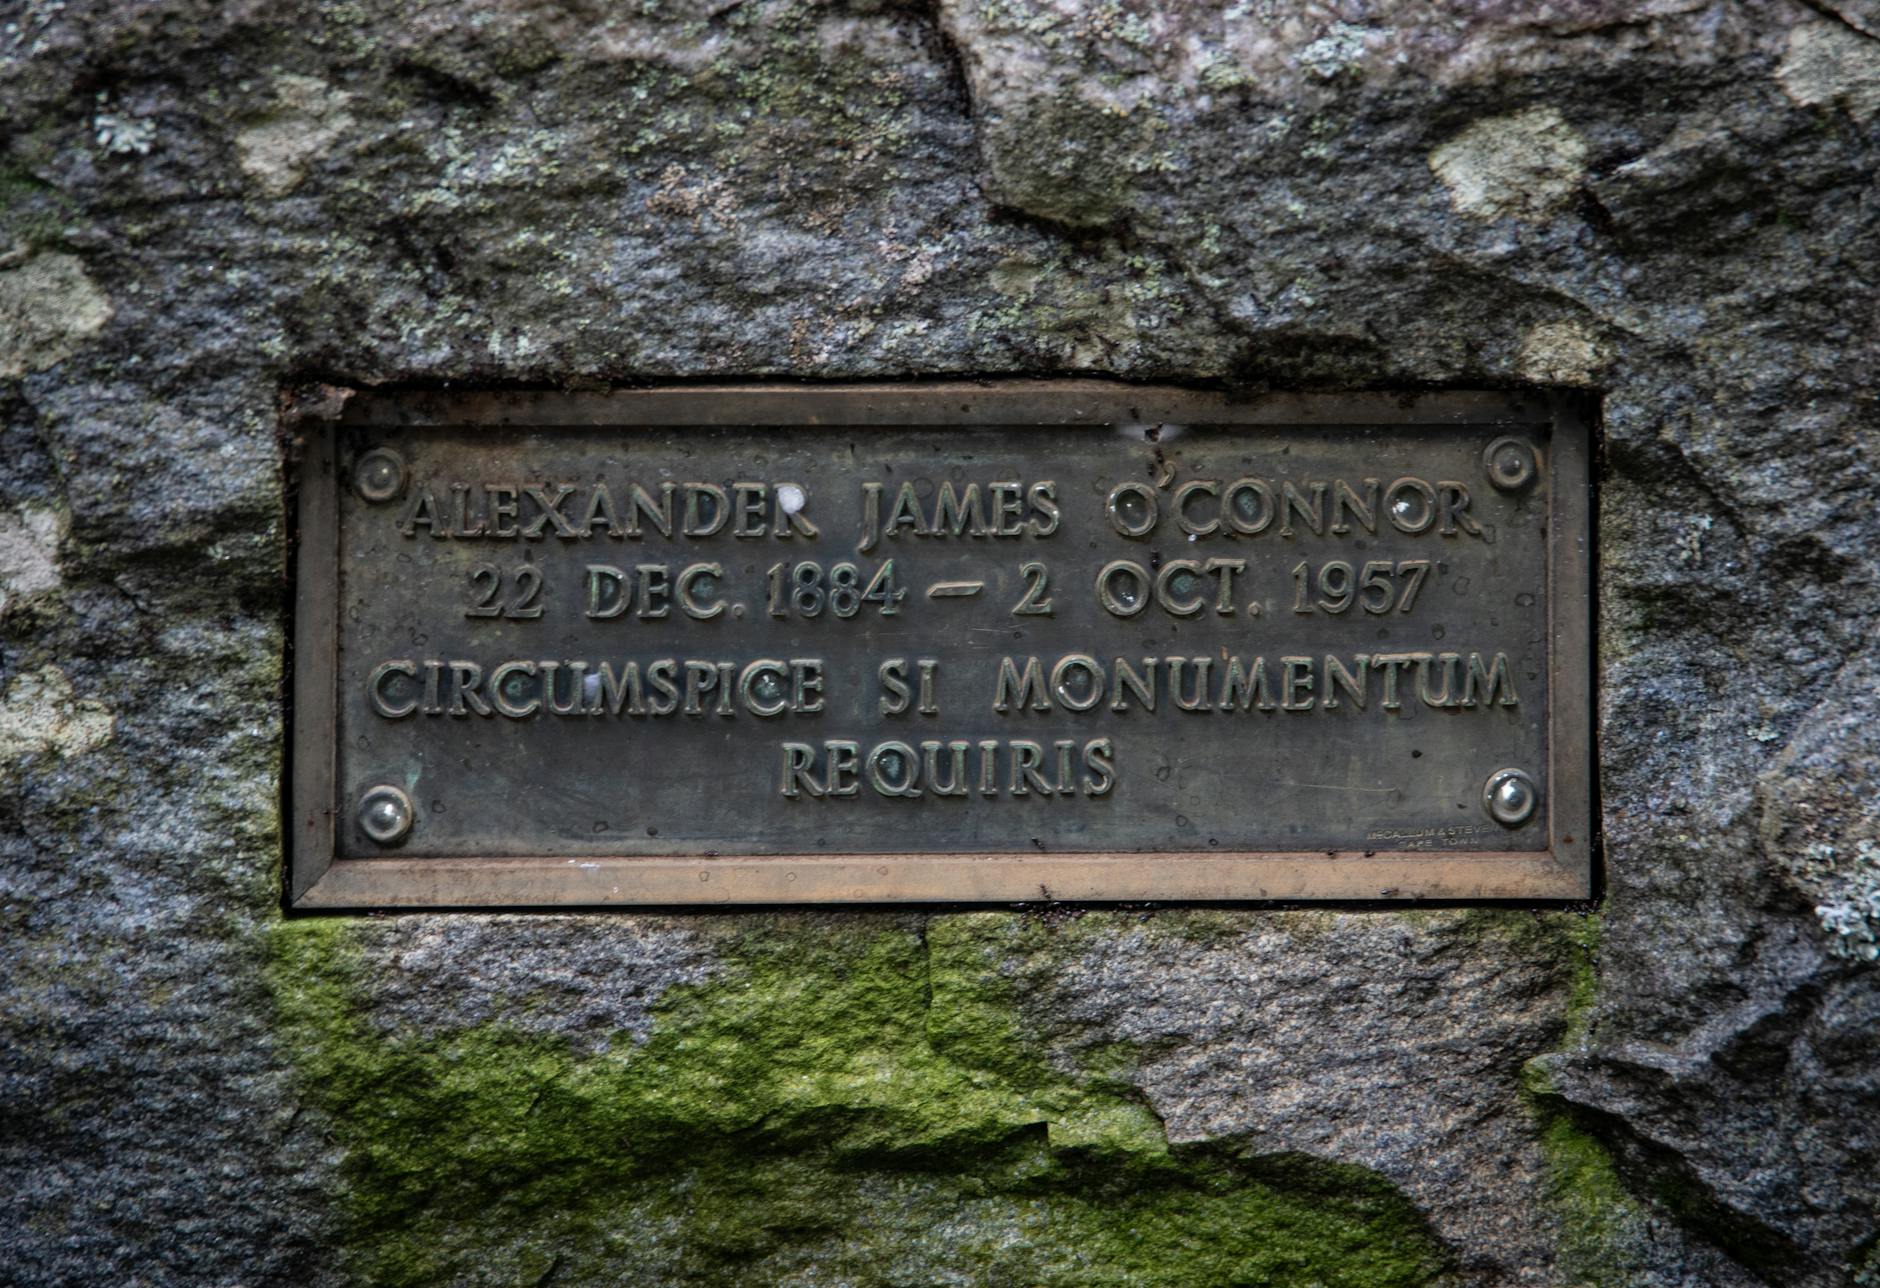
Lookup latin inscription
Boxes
[363,466,1519,810]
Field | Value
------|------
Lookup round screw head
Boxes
[1483,437,1538,491]
[358,784,415,846]
[1483,768,1540,827]
[354,447,409,503]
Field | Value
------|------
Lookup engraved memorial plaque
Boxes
[290,385,1592,906]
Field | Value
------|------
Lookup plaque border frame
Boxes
[288,383,1593,909]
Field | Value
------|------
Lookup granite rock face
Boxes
[1,0,1877,1284]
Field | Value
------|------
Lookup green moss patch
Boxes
[267,915,1450,1286]
[1531,1099,1651,1287]
[1522,912,1659,1286]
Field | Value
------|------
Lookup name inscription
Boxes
[291,386,1591,906]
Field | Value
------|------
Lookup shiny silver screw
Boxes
[354,447,409,503]
[358,784,415,845]
[1482,437,1538,492]
[1483,768,1539,827]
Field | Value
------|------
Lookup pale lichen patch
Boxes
[1429,107,1589,222]
[0,665,113,765]
[1518,319,1610,387]
[1777,22,1880,122]
[1297,23,1376,81]
[0,503,65,617]
[236,75,355,197]
[1807,839,1880,963]
[92,97,156,157]
[0,253,112,379]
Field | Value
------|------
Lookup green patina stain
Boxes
[267,914,1451,1286]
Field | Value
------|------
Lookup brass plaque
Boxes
[290,385,1591,907]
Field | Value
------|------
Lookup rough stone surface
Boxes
[1777,21,1880,121]
[0,501,64,615]
[234,74,357,198]
[0,251,112,378]
[0,664,113,765]
[1,1,1876,1284]
[1429,107,1590,223]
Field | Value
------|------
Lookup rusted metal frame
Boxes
[296,850,1585,908]
[290,431,340,904]
[1544,393,1595,893]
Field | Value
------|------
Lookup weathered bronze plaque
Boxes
[290,385,1591,907]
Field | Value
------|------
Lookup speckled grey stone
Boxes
[349,915,720,1052]
[1,0,1876,1284]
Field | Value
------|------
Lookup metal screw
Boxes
[1482,437,1538,492]
[358,784,415,845]
[1482,768,1539,827]
[354,447,409,503]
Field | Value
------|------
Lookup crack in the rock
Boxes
[909,0,975,125]
[1792,0,1880,41]
[905,0,1151,242]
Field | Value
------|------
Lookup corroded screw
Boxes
[354,447,409,503]
[1482,437,1538,491]
[358,784,415,845]
[1483,768,1539,827]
